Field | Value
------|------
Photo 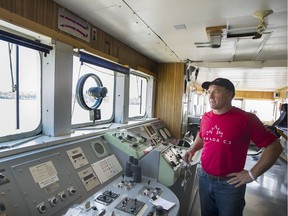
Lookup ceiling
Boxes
[54,0,287,92]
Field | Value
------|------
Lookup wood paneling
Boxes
[155,63,184,138]
[0,0,157,74]
[235,91,274,100]
[278,86,288,99]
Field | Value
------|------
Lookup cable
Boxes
[8,43,16,92]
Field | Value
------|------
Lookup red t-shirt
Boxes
[199,107,277,176]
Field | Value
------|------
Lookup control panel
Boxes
[104,124,164,160]
[150,120,174,143]
[102,121,200,188]
[63,175,179,216]
[104,129,150,159]
[0,133,179,216]
[0,137,123,216]
[103,120,201,216]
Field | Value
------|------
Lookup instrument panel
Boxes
[0,137,123,215]
[0,129,180,216]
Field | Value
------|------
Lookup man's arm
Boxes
[250,139,283,179]
[183,133,204,163]
[228,139,283,187]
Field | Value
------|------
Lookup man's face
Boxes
[207,85,233,110]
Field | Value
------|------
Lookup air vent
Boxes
[174,24,187,30]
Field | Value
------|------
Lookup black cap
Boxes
[201,78,235,93]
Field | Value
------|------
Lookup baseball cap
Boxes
[201,78,235,94]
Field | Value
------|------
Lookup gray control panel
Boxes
[64,176,179,216]
[0,137,123,216]
[104,124,165,161]
[0,133,179,216]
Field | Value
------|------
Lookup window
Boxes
[0,41,42,138]
[232,99,243,109]
[71,55,115,126]
[243,100,275,122]
[129,73,148,118]
[189,93,205,116]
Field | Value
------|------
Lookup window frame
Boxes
[71,53,116,129]
[128,71,149,119]
[0,42,44,142]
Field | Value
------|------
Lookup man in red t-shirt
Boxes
[184,78,283,216]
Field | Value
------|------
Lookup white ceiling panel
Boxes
[54,0,287,92]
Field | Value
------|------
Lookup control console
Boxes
[0,133,179,216]
[63,176,179,216]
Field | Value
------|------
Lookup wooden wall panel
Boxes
[278,86,288,99]
[118,45,138,69]
[95,29,112,55]
[235,91,274,100]
[155,63,184,139]
[0,0,157,74]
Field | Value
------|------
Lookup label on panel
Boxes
[29,161,59,188]
[11,153,81,216]
[91,154,122,184]
[58,8,91,42]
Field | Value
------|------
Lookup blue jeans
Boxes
[199,168,246,216]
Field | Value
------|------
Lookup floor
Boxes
[190,155,287,216]
[243,155,287,216]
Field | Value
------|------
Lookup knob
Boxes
[37,202,47,213]
[84,201,91,209]
[170,161,177,167]
[48,197,58,206]
[59,192,67,200]
[68,187,76,195]
[126,134,133,140]
[130,207,135,213]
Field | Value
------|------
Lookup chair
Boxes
[272,103,287,128]
[248,104,287,157]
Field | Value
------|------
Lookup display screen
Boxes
[72,153,83,160]
[83,173,94,182]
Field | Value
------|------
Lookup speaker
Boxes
[91,141,108,158]
[273,92,280,98]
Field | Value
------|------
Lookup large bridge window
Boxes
[243,99,276,123]
[0,40,42,139]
